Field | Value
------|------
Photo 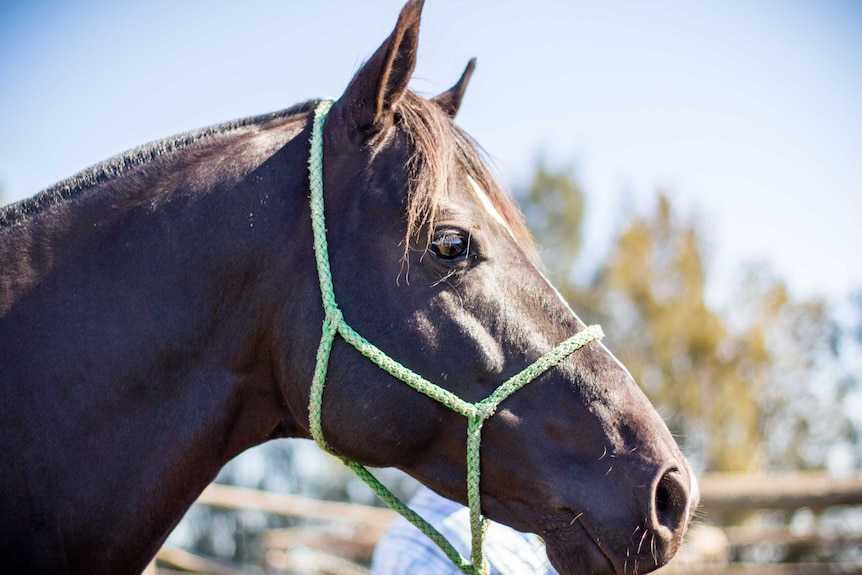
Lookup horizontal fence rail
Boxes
[697,472,862,511]
[196,483,397,527]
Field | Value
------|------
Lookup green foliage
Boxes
[515,162,859,473]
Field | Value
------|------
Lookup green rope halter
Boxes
[306,99,604,575]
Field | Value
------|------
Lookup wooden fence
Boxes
[666,472,862,574]
[151,472,862,575]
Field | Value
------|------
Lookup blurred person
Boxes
[372,487,559,575]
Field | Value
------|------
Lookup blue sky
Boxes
[1,0,860,304]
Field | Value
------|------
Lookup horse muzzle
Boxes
[542,460,699,575]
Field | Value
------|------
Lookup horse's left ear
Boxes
[431,58,476,118]
[331,0,423,142]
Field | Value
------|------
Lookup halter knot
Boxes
[474,403,497,420]
[325,306,343,327]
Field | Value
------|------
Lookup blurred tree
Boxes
[725,266,850,470]
[590,194,763,471]
[515,162,857,473]
[519,156,584,283]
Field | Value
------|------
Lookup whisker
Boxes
[637,529,649,554]
[650,533,657,564]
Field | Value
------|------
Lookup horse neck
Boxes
[0,117,315,573]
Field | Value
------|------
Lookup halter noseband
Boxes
[307,99,603,575]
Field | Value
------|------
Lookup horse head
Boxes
[277,1,699,573]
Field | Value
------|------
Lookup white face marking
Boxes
[467,175,516,240]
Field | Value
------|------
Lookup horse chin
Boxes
[483,494,621,575]
[543,522,619,575]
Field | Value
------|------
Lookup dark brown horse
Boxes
[0,1,697,573]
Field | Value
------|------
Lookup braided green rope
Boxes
[306,98,604,575]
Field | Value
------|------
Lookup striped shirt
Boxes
[371,487,559,575]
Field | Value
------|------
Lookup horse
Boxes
[0,1,697,573]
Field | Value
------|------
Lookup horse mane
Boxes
[2,94,534,257]
[0,101,318,228]
[396,91,535,254]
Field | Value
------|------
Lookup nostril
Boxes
[654,467,688,532]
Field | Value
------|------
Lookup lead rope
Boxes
[306,98,604,575]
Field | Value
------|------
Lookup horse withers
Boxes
[0,1,697,573]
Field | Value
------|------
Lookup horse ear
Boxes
[331,0,424,141]
[431,58,476,118]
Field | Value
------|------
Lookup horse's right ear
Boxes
[330,0,423,143]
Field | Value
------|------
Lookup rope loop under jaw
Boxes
[306,98,604,575]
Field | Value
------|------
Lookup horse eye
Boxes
[430,229,470,261]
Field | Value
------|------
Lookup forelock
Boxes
[395,91,534,255]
